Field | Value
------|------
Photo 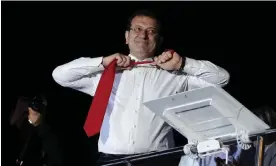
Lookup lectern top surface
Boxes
[143,86,270,142]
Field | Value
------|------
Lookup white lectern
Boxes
[143,86,270,164]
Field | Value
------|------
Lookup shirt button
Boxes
[132,141,135,145]
[134,125,136,128]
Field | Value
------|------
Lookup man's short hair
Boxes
[252,105,276,128]
[126,9,161,33]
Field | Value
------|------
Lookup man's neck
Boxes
[129,52,155,61]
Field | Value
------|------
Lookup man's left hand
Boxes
[154,50,183,71]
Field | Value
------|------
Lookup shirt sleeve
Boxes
[183,57,230,88]
[52,57,105,96]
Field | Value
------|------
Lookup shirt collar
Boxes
[128,54,154,62]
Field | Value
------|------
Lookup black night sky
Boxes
[2,1,276,166]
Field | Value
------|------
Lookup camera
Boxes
[28,95,47,114]
[10,94,47,128]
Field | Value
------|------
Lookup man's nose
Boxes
[139,30,149,39]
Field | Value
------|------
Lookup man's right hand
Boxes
[102,53,132,69]
[28,107,42,127]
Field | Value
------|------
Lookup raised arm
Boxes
[52,53,133,95]
[182,57,230,87]
[52,57,104,96]
[154,50,230,87]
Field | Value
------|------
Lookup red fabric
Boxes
[83,60,117,137]
[83,50,175,137]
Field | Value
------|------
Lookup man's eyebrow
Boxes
[132,24,158,29]
[147,27,157,30]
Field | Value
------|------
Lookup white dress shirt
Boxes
[52,54,230,155]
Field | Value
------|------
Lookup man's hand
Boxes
[154,50,184,71]
[102,53,132,69]
[28,107,42,127]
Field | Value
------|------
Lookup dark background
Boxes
[2,1,276,165]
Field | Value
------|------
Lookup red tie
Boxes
[83,50,174,137]
[83,59,156,137]
[83,60,117,137]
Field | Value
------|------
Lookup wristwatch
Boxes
[177,57,186,73]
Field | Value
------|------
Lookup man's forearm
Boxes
[182,57,230,87]
[52,57,104,87]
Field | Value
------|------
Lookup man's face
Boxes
[125,16,159,60]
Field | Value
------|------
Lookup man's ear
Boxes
[125,31,129,44]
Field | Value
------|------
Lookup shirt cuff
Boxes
[183,57,201,73]
[91,56,105,69]
[184,57,201,68]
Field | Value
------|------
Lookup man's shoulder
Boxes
[264,142,276,166]
[266,142,276,154]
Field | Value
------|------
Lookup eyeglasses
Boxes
[130,27,158,36]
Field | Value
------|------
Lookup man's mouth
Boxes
[135,40,149,45]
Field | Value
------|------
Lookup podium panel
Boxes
[143,86,270,142]
[99,129,276,166]
[98,86,275,166]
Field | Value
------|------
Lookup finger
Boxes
[117,56,124,66]
[163,52,173,62]
[154,56,162,64]
[116,55,123,65]
[157,55,165,64]
[159,52,171,63]
[124,56,132,68]
[165,51,173,59]
[158,53,167,63]
[166,49,175,56]
[122,56,129,67]
[119,56,127,66]
[28,107,35,114]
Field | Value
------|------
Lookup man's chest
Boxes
[111,68,184,101]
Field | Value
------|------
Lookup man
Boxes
[11,95,66,166]
[27,95,66,166]
[52,10,230,164]
[250,106,276,166]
